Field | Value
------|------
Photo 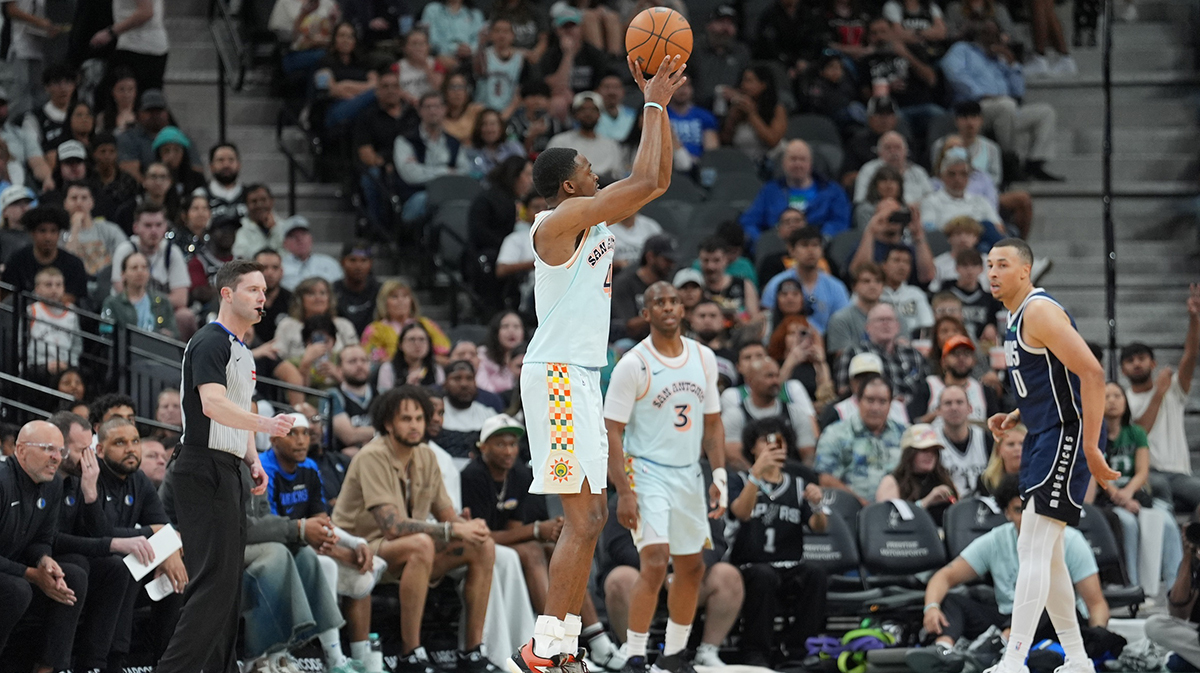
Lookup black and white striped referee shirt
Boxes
[180,322,256,457]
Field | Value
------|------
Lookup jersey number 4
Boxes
[673,404,692,431]
[603,266,612,298]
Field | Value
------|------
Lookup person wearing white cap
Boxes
[545,91,622,182]
[280,217,344,291]
[833,303,930,400]
[874,423,959,519]
[820,351,911,431]
[0,185,35,270]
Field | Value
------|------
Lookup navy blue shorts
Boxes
[1018,422,1090,526]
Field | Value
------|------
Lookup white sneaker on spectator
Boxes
[1031,257,1052,284]
[1050,54,1078,77]
[1120,2,1138,21]
[338,555,388,599]
[587,640,627,671]
[241,656,273,673]
[1052,660,1095,673]
[270,653,303,673]
[693,643,726,667]
[1024,55,1052,77]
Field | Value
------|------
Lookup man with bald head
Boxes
[833,303,930,402]
[0,421,88,672]
[852,131,934,205]
[739,139,851,247]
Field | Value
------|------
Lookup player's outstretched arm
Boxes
[1021,301,1119,486]
[552,55,686,233]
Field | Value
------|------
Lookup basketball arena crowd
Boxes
[0,0,1197,671]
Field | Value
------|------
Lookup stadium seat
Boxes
[802,511,885,615]
[425,175,483,214]
[755,229,786,268]
[943,497,1008,559]
[822,488,865,539]
[811,141,845,178]
[1075,503,1146,615]
[699,147,759,178]
[925,229,950,257]
[431,201,473,271]
[858,499,948,585]
[638,199,683,234]
[927,113,959,151]
[825,228,864,281]
[787,114,841,147]
[661,175,706,203]
[448,324,488,346]
[706,172,762,210]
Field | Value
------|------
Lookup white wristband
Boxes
[643,102,664,112]
[712,467,728,508]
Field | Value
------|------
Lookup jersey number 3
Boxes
[673,404,692,431]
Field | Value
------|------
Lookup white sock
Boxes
[350,640,370,662]
[586,630,617,659]
[626,631,649,658]
[534,615,567,659]
[320,628,348,666]
[563,613,583,655]
[1001,503,1065,670]
[663,619,692,657]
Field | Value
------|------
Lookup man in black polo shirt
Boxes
[0,205,88,303]
[353,66,413,228]
[156,259,294,673]
[333,241,382,336]
[325,344,377,452]
[0,421,87,671]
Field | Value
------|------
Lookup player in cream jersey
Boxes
[604,282,728,673]
[510,55,688,673]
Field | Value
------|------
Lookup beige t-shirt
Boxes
[332,436,454,544]
[1126,373,1191,475]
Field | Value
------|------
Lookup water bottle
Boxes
[367,633,384,673]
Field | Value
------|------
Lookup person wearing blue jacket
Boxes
[739,140,851,249]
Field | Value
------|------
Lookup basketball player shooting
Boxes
[983,239,1120,673]
[509,54,687,673]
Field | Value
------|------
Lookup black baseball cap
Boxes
[643,234,678,261]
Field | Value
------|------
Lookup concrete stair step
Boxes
[1032,239,1199,257]
[1065,46,1196,75]
[1107,20,1196,45]
[1050,154,1198,182]
[1030,195,1197,222]
[1058,127,1200,155]
[1020,181,1199,198]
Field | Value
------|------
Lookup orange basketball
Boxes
[625,7,692,75]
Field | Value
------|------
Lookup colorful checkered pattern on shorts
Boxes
[546,363,575,452]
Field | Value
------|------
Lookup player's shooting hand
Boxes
[988,411,1019,442]
[617,491,639,530]
[634,55,687,107]
[1085,447,1120,490]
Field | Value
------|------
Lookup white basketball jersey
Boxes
[621,338,712,467]
[525,210,615,368]
[937,424,989,497]
[926,376,988,424]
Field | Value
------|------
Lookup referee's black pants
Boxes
[155,446,247,673]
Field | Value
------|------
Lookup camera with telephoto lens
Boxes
[888,207,912,225]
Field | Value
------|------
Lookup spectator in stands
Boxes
[468,156,531,306]
[198,142,247,222]
[394,92,474,223]
[442,73,485,145]
[61,181,125,277]
[1123,286,1200,512]
[754,207,805,284]
[489,0,550,63]
[276,277,360,361]
[280,219,344,291]
[353,66,407,228]
[751,0,820,72]
[937,132,1032,240]
[113,161,176,233]
[699,236,760,327]
[0,89,53,191]
[688,5,750,111]
[110,202,193,333]
[397,27,444,106]
[911,335,1000,424]
[23,63,77,162]
[153,387,181,446]
[875,423,958,523]
[611,234,677,342]
[741,139,851,245]
[508,81,568,157]
[859,17,943,154]
[943,0,1014,41]
[477,310,526,394]
[334,240,383,337]
[842,97,904,189]
[54,367,87,402]
[496,192,544,311]
[99,252,178,337]
[594,73,634,142]
[292,315,348,390]
[769,314,835,405]
[880,244,933,337]
[933,381,994,494]
[1145,521,1200,668]
[331,386,497,673]
[818,351,911,430]
[821,0,872,59]
[853,131,934,206]
[316,22,379,128]
[815,373,906,500]
[834,303,929,399]
[187,213,239,308]
[931,101,1000,187]
[0,421,88,673]
[47,102,95,171]
[117,90,196,182]
[26,267,81,376]
[171,192,211,258]
[546,91,622,181]
[721,351,818,465]
[609,208,663,271]
[929,215,982,291]
[378,321,446,390]
[720,65,787,167]
[921,148,1007,248]
[667,78,718,163]
[826,263,884,357]
[0,185,34,267]
[467,108,525,176]
[759,226,850,334]
[438,359,506,456]
[233,185,288,259]
[43,142,111,215]
[96,68,138,135]
[847,197,936,286]
[1,206,88,303]
[539,6,610,106]
[949,249,1005,341]
[268,0,339,76]
[90,0,170,92]
[728,417,827,665]
[138,438,168,487]
[940,20,1062,181]
[153,127,205,207]
[422,0,486,71]
[363,279,452,363]
[473,19,531,119]
[326,344,378,453]
[910,475,1106,673]
[1093,381,1182,594]
[797,53,860,131]
[341,0,407,56]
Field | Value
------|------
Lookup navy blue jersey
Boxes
[1004,289,1082,435]
[261,449,329,519]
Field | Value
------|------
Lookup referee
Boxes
[156,259,294,673]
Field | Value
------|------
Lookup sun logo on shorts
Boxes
[550,457,574,483]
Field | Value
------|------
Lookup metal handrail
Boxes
[208,0,249,142]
